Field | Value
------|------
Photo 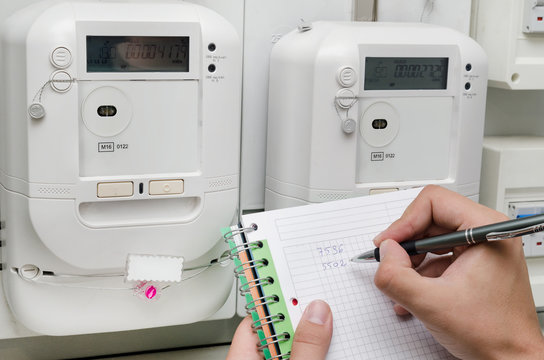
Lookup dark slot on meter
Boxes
[372,119,388,129]
[97,105,117,117]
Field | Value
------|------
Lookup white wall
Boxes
[377,0,472,34]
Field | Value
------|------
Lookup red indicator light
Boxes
[291,298,298,306]
[537,242,542,246]
[538,17,543,21]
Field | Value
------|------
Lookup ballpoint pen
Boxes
[351,213,544,263]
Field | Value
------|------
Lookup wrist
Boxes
[488,332,544,360]
[520,333,544,360]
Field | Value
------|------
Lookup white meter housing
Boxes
[0,0,241,335]
[472,0,544,89]
[265,22,487,210]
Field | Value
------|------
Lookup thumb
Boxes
[291,300,333,360]
[374,240,427,308]
[226,316,262,360]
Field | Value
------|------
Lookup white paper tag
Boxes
[126,254,184,283]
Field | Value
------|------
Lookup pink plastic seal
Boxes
[133,281,162,302]
[145,285,157,299]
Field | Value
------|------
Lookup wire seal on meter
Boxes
[334,90,359,134]
[11,252,232,300]
[28,78,78,120]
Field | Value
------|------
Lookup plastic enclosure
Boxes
[265,21,488,210]
[238,0,354,212]
[480,136,544,307]
[0,0,241,335]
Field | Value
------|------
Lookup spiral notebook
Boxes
[224,188,455,359]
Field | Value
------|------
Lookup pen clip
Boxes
[486,223,544,241]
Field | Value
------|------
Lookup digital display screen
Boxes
[87,36,189,72]
[364,57,448,90]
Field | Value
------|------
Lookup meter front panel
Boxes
[77,25,202,179]
[356,45,459,185]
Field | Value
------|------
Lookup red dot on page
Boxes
[291,298,298,306]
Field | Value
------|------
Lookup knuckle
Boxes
[403,221,418,241]
[421,184,439,196]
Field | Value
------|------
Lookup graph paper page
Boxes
[243,188,455,359]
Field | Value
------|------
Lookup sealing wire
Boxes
[14,251,231,291]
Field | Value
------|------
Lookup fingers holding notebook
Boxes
[290,300,333,360]
[227,300,333,360]
[226,316,262,360]
[227,184,544,358]
[373,186,544,359]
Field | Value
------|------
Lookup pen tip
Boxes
[351,249,377,263]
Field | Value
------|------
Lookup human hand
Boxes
[373,185,544,359]
[226,300,333,360]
